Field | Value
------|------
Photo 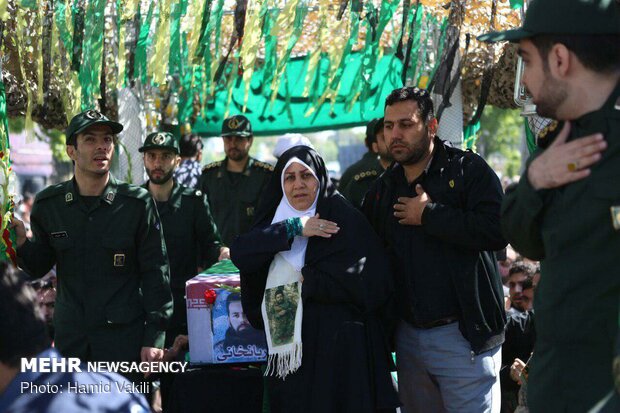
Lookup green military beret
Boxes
[139,132,180,154]
[479,0,620,43]
[65,109,123,145]
[221,115,253,138]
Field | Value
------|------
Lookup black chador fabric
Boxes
[232,146,400,413]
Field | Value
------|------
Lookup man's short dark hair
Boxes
[364,118,384,150]
[226,292,242,312]
[522,277,535,291]
[385,87,435,125]
[531,34,620,73]
[0,263,50,367]
[179,134,204,157]
[508,261,537,278]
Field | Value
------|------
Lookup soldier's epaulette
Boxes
[202,161,222,173]
[252,160,274,172]
[353,169,379,181]
[35,182,66,202]
[117,183,151,202]
[537,120,563,149]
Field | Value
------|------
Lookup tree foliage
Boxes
[476,106,523,178]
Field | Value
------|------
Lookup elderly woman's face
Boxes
[283,162,319,211]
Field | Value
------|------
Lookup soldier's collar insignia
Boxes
[105,192,115,203]
[228,117,241,130]
[614,96,620,111]
[449,179,455,188]
[65,192,73,203]
[85,110,103,120]
[152,133,166,145]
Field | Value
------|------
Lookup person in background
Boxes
[199,115,273,246]
[506,262,536,315]
[340,118,391,208]
[501,277,537,413]
[273,134,314,159]
[173,134,204,189]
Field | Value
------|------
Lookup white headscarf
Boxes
[270,157,319,271]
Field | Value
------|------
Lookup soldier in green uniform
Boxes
[139,131,229,408]
[139,131,229,345]
[11,110,172,364]
[199,115,273,246]
[480,1,620,410]
[339,118,392,208]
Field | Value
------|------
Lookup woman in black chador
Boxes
[231,145,399,413]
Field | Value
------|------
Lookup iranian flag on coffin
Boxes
[186,260,267,364]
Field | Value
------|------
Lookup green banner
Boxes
[193,52,403,137]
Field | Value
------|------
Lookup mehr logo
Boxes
[227,117,241,130]
[84,110,103,120]
[152,133,167,145]
[22,357,82,373]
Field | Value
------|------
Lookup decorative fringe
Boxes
[264,342,302,380]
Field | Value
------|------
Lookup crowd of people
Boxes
[1,0,618,412]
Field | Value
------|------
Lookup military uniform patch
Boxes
[152,133,167,144]
[228,117,241,130]
[84,110,103,120]
[611,206,620,230]
[449,179,455,188]
[65,193,73,203]
[106,192,115,202]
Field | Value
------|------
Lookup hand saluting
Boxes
[393,184,431,226]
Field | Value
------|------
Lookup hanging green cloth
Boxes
[79,0,106,109]
[55,0,73,57]
[133,1,156,85]
[524,118,538,154]
[463,120,480,149]
[193,52,403,137]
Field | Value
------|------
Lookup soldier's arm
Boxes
[195,192,223,268]
[16,201,56,277]
[421,153,507,251]
[137,197,173,349]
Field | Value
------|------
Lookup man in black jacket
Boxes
[363,87,507,413]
